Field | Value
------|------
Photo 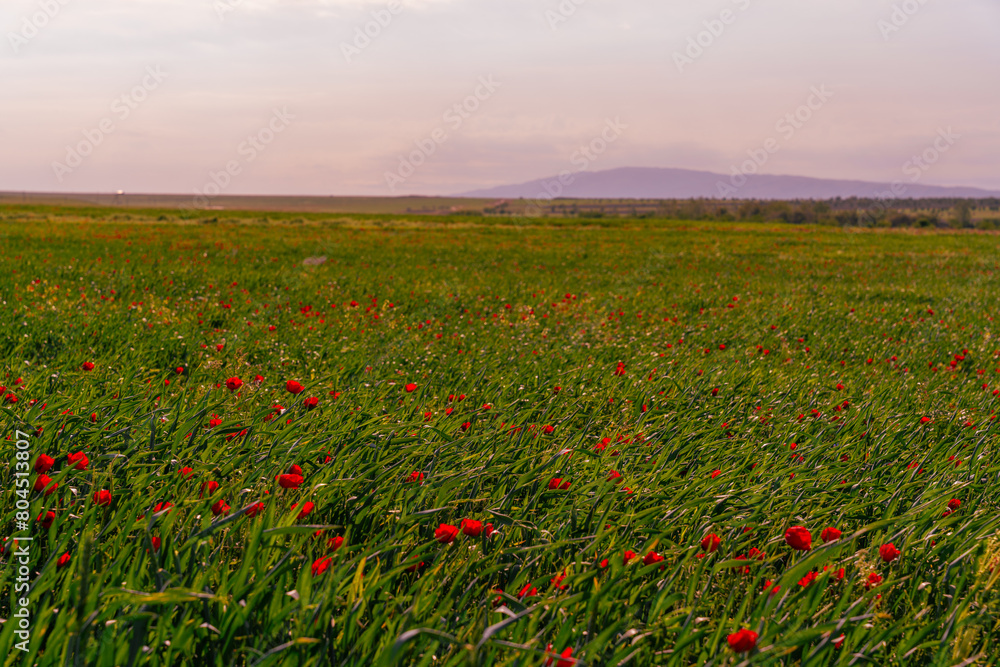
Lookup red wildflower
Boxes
[327,536,344,552]
[623,549,638,564]
[820,527,842,543]
[82,362,95,371]
[406,471,424,484]
[548,478,571,490]
[200,481,219,497]
[278,474,304,489]
[435,523,459,544]
[544,645,575,667]
[405,383,417,392]
[211,499,230,516]
[67,451,89,471]
[879,543,900,563]
[865,572,882,590]
[727,629,758,653]
[93,489,113,506]
[293,501,314,519]
[225,377,243,392]
[701,533,721,553]
[643,550,664,566]
[244,502,265,518]
[57,552,72,569]
[461,519,483,537]
[34,474,57,495]
[303,396,319,409]
[36,510,55,530]
[286,380,304,395]
[34,454,54,474]
[517,583,537,599]
[312,556,332,575]
[784,526,812,551]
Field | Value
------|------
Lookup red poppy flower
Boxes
[879,543,900,563]
[312,556,332,575]
[406,471,424,484]
[623,549,638,564]
[82,362,95,371]
[701,533,721,553]
[710,469,721,479]
[200,481,219,497]
[225,377,243,392]
[542,425,555,435]
[93,490,113,506]
[286,380,304,395]
[865,572,882,590]
[34,454,54,474]
[180,466,194,478]
[763,580,780,596]
[34,474,57,495]
[784,526,812,551]
[820,527,842,543]
[748,547,765,561]
[643,550,664,566]
[57,552,72,569]
[727,629,758,653]
[211,499,230,516]
[405,383,417,392]
[461,519,483,537]
[153,502,173,514]
[303,396,319,409]
[607,470,622,482]
[245,502,265,517]
[293,501,314,519]
[36,510,55,530]
[278,474,304,489]
[150,536,162,552]
[798,571,818,588]
[435,523,459,544]
[67,451,89,471]
[548,478,571,490]
[544,645,575,667]
[327,536,344,552]
[517,583,537,599]
[947,499,961,511]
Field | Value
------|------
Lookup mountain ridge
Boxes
[459,167,1000,200]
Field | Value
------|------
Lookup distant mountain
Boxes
[459,167,1000,200]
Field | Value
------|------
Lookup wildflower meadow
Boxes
[1,207,998,666]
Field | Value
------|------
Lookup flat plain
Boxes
[1,206,998,666]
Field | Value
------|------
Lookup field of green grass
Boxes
[1,206,998,666]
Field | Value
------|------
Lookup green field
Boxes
[1,206,999,666]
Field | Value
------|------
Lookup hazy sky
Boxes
[2,0,998,196]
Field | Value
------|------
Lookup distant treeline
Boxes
[483,197,1000,228]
